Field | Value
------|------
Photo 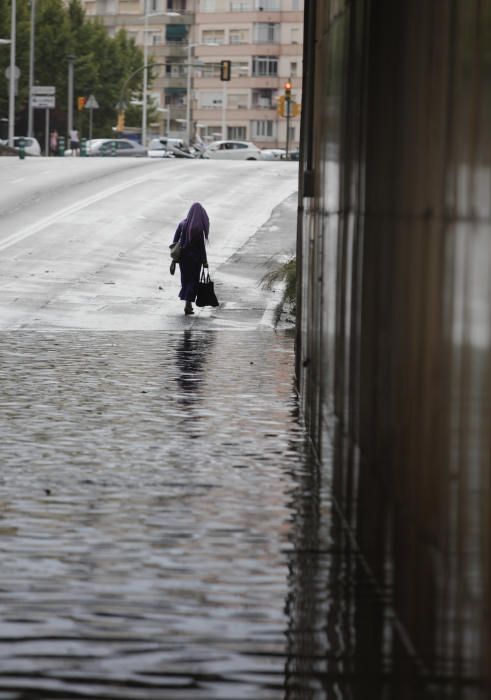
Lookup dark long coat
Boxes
[173,222,207,302]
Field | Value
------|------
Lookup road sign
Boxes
[31,95,55,109]
[4,65,20,79]
[85,94,99,110]
[31,85,55,95]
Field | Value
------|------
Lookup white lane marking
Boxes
[0,171,155,252]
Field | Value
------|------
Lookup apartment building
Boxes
[79,0,303,148]
[193,0,303,148]
[81,0,196,139]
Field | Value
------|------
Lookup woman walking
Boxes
[171,202,209,315]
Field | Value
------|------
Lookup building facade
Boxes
[79,0,303,147]
[193,0,303,149]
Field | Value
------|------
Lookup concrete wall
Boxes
[297,1,490,695]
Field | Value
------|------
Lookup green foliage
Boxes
[261,256,297,317]
[0,0,145,138]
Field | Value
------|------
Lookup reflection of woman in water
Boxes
[171,202,209,316]
[175,331,214,415]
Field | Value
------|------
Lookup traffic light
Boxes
[277,95,285,117]
[116,111,125,132]
[77,96,86,111]
[284,80,292,100]
[220,60,231,81]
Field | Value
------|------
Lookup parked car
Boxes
[200,140,263,161]
[288,150,300,161]
[148,138,174,158]
[91,138,147,157]
[0,136,41,156]
[261,148,287,161]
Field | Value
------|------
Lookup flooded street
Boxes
[0,162,387,699]
[0,329,330,699]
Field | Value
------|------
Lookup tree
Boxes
[0,0,146,140]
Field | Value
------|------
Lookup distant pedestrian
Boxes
[171,202,209,315]
[50,129,58,156]
[69,128,80,156]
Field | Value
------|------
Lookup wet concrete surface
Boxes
[0,329,318,699]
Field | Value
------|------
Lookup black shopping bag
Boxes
[196,268,219,307]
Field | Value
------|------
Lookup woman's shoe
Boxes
[184,303,194,315]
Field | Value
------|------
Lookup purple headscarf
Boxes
[180,202,210,246]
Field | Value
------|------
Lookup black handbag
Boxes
[169,239,182,262]
[196,268,219,307]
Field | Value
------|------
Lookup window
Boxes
[202,29,225,45]
[166,24,188,43]
[232,61,249,77]
[292,0,300,8]
[255,0,280,9]
[231,1,252,10]
[201,0,216,10]
[229,29,249,44]
[252,120,274,137]
[200,91,223,108]
[254,23,280,43]
[290,61,298,77]
[252,88,274,108]
[290,28,300,44]
[252,56,278,76]
[227,127,247,139]
[200,61,221,78]
[166,61,186,77]
[227,93,248,109]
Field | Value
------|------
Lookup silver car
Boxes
[200,140,263,161]
[88,138,147,157]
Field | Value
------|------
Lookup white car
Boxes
[148,138,174,158]
[261,148,287,161]
[0,136,41,156]
[201,140,263,161]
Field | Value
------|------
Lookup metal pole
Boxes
[167,108,170,136]
[8,0,16,147]
[285,97,291,156]
[221,81,227,140]
[27,0,35,137]
[89,107,93,140]
[186,42,192,146]
[44,107,49,156]
[67,55,74,142]
[142,0,148,147]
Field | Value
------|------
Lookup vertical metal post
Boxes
[27,0,35,137]
[285,97,291,156]
[186,41,193,146]
[67,55,75,141]
[89,107,93,140]
[8,0,16,147]
[142,0,148,147]
[221,81,227,140]
[44,107,49,156]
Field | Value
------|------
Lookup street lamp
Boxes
[8,0,16,147]
[186,42,218,147]
[142,8,180,147]
[27,0,35,137]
